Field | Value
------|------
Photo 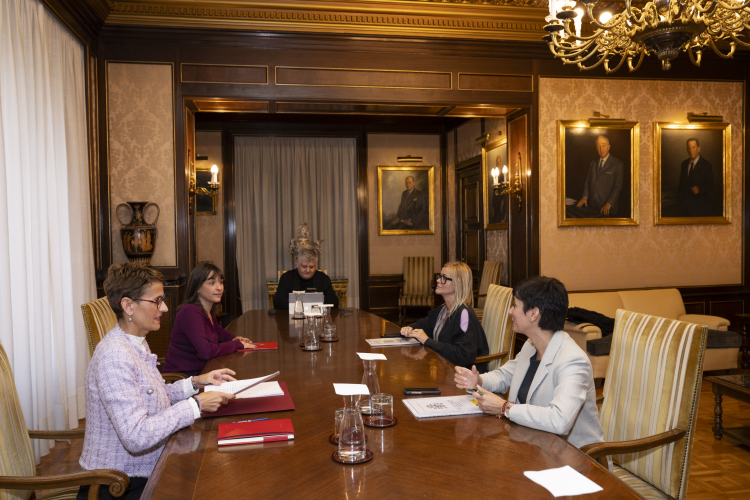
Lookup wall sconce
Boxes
[189,164,220,197]
[588,111,625,127]
[493,152,525,212]
[688,112,723,123]
[397,155,423,162]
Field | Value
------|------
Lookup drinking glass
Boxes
[338,408,366,462]
[370,394,394,426]
[304,318,320,350]
[292,292,305,319]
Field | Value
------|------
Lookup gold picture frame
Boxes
[377,165,435,235]
[654,122,731,225]
[557,120,640,227]
[195,167,217,216]
[482,137,508,230]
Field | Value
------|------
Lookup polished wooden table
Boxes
[707,375,750,444]
[143,309,640,499]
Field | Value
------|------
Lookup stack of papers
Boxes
[402,395,483,418]
[523,466,603,497]
[204,371,281,397]
[366,337,420,347]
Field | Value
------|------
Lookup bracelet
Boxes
[190,376,198,392]
[192,395,202,412]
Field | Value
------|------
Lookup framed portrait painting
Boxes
[482,138,508,230]
[654,122,731,225]
[557,121,640,227]
[196,167,217,215]
[378,165,434,235]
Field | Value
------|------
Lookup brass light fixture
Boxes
[687,112,724,122]
[189,164,220,197]
[543,0,750,73]
[491,152,526,212]
[397,155,423,162]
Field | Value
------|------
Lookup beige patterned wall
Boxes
[539,78,743,291]
[196,131,224,271]
[456,118,481,163]
[447,129,456,262]
[107,62,176,267]
[368,134,442,274]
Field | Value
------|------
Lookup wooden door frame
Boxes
[455,156,484,286]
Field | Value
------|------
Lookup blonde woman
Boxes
[401,262,489,370]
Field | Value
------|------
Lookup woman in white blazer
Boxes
[454,276,604,449]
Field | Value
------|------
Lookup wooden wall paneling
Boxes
[440,131,448,266]
[185,107,196,270]
[710,300,745,332]
[458,73,533,92]
[181,64,268,85]
[528,64,540,278]
[275,67,452,90]
[95,46,110,280]
[222,129,242,323]
[366,274,403,323]
[507,109,530,286]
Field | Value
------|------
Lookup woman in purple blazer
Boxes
[163,263,254,376]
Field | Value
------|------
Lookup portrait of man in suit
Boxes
[378,166,434,234]
[388,175,427,229]
[657,125,726,222]
[675,138,713,217]
[566,135,624,218]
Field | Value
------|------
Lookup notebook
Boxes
[202,381,295,418]
[240,342,278,351]
[366,337,420,347]
[203,372,280,396]
[402,395,483,418]
[218,418,295,446]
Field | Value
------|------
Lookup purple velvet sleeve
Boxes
[180,306,242,361]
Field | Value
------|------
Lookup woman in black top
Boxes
[401,262,489,370]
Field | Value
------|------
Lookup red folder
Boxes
[202,381,295,418]
[240,342,277,351]
[218,418,294,446]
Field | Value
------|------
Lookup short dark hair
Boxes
[180,262,224,314]
[104,263,164,320]
[513,276,568,332]
[686,138,700,147]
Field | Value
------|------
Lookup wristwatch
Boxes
[191,377,198,392]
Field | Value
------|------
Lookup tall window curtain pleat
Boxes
[234,137,359,311]
[0,0,96,461]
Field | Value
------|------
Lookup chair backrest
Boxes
[81,296,118,357]
[402,257,434,296]
[601,309,706,499]
[481,284,516,371]
[0,340,35,500]
[277,270,327,280]
[476,261,503,309]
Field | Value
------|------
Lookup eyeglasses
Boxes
[437,274,453,284]
[133,293,167,308]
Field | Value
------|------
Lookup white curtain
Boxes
[0,0,96,461]
[235,136,359,311]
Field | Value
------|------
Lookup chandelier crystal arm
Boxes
[686,46,703,66]
[708,37,737,58]
[627,51,646,71]
[729,32,750,47]
[604,53,629,73]
[577,50,612,71]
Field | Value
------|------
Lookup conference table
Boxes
[142,309,641,499]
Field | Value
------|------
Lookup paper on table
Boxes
[365,338,420,347]
[204,371,280,396]
[357,353,387,360]
[333,383,370,396]
[206,381,283,400]
[523,465,603,497]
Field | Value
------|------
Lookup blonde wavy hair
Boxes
[441,261,473,317]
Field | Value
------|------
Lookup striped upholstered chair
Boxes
[473,261,503,322]
[0,340,129,500]
[476,284,515,372]
[398,257,434,325]
[81,297,186,382]
[581,309,707,500]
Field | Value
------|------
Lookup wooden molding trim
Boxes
[104,1,550,41]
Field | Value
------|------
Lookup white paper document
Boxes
[205,381,284,400]
[357,352,387,360]
[204,371,280,396]
[402,395,483,418]
[365,338,420,347]
[334,383,370,396]
[523,466,603,497]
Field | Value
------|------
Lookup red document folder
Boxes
[218,418,294,446]
[240,342,277,351]
[202,381,295,418]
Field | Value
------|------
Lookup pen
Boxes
[234,418,269,423]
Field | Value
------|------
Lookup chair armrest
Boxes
[596,395,604,405]
[0,469,129,497]
[475,351,508,364]
[679,314,730,331]
[27,428,85,440]
[161,372,188,382]
[580,429,686,459]
[472,292,487,298]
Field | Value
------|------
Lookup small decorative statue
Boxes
[288,222,322,259]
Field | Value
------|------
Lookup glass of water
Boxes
[338,408,366,462]
[369,393,394,426]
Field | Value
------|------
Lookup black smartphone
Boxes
[403,387,441,395]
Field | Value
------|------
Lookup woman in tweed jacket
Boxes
[78,263,236,500]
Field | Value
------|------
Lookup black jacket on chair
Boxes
[410,304,490,371]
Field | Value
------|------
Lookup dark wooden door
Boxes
[457,160,483,292]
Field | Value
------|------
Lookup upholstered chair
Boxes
[398,257,435,325]
[476,284,515,372]
[0,340,129,500]
[81,297,186,383]
[473,261,503,322]
[581,309,707,500]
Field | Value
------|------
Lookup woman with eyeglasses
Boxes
[78,263,236,500]
[400,262,490,370]
[163,263,254,377]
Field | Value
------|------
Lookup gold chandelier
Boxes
[543,0,750,73]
